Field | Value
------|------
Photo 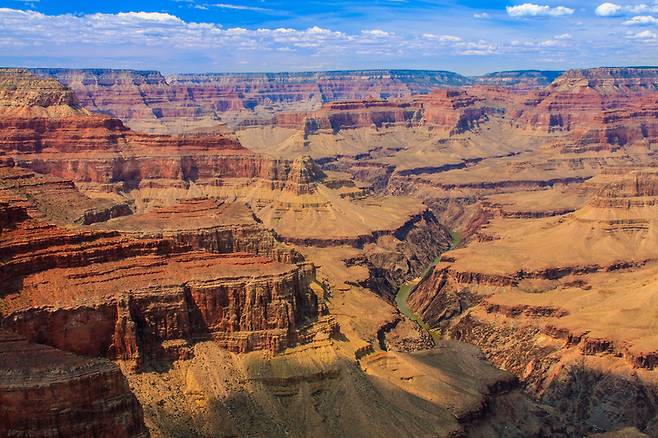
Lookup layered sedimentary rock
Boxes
[0,330,149,437]
[0,165,320,362]
[408,166,658,435]
[3,251,318,360]
[90,197,303,265]
[276,99,422,132]
[514,67,658,152]
[30,68,216,133]
[0,164,131,225]
[169,70,473,104]
[33,68,474,131]
[0,69,329,197]
[272,89,488,135]
[415,89,490,133]
[5,63,657,436]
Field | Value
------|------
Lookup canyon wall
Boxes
[0,330,149,438]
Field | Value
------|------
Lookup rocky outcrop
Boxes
[362,209,452,295]
[513,67,658,152]
[275,99,422,133]
[30,68,214,133]
[0,165,132,225]
[414,89,490,133]
[168,70,473,105]
[1,69,337,199]
[92,198,303,263]
[0,164,321,362]
[2,253,319,362]
[406,165,658,435]
[272,89,489,135]
[283,155,326,195]
[0,330,148,437]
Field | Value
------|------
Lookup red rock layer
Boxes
[414,89,489,133]
[1,69,330,192]
[275,99,422,132]
[274,89,489,134]
[513,67,658,152]
[31,69,472,130]
[2,252,318,361]
[0,330,148,437]
[31,68,206,125]
[90,198,304,264]
[0,165,320,360]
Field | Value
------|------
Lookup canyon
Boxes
[1,65,656,437]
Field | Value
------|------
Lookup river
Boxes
[394,230,461,342]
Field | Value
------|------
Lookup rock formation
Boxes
[0,330,149,437]
[408,166,658,435]
[33,69,474,131]
[514,67,658,153]
[4,64,658,437]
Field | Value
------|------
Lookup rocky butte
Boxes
[1,66,657,437]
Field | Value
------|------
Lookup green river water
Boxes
[394,230,461,342]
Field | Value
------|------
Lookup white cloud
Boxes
[209,3,272,12]
[473,12,490,19]
[623,15,658,25]
[422,33,462,42]
[113,12,183,23]
[0,6,653,72]
[506,3,575,17]
[627,29,658,39]
[458,40,498,55]
[596,2,658,17]
[361,29,393,37]
[0,8,354,51]
[595,2,623,16]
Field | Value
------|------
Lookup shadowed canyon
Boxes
[1,65,657,437]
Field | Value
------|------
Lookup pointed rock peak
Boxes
[282,155,326,195]
[289,155,326,184]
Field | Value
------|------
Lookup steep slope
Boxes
[33,68,473,132]
[514,67,658,153]
[0,330,149,438]
[408,166,658,435]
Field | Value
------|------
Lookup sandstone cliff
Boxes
[514,67,658,153]
[0,330,149,437]
[408,166,658,435]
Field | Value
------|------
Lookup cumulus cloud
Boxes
[473,12,490,19]
[0,6,652,71]
[595,2,658,17]
[458,40,498,55]
[506,3,575,17]
[595,2,623,16]
[0,8,352,50]
[627,29,658,39]
[623,15,658,25]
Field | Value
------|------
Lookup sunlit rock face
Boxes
[2,65,658,437]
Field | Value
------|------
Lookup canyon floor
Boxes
[1,67,657,437]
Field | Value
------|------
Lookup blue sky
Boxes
[0,0,656,74]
